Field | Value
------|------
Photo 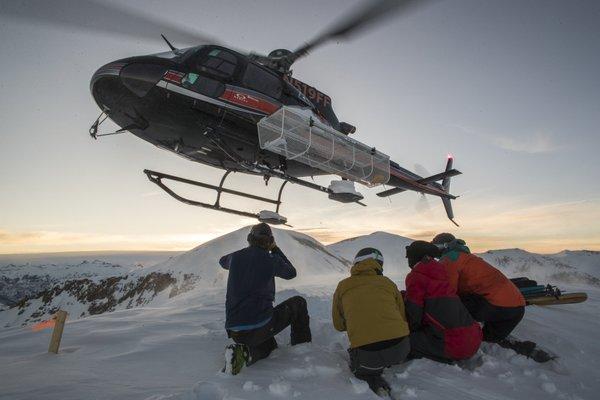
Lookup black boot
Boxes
[364,375,391,397]
[497,337,556,363]
[288,296,312,345]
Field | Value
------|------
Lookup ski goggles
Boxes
[353,252,384,265]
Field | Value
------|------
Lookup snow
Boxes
[257,210,287,224]
[328,231,413,276]
[479,248,600,287]
[1,228,599,400]
[0,252,179,309]
[328,180,362,196]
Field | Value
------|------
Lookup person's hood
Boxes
[350,258,383,276]
[412,256,447,281]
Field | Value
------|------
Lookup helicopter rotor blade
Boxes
[0,0,219,46]
[281,0,434,67]
[414,163,431,178]
[415,192,432,214]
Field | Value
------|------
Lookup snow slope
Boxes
[328,231,413,275]
[146,226,350,290]
[1,283,598,400]
[1,229,599,400]
[0,227,349,329]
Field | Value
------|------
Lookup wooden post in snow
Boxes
[48,310,68,354]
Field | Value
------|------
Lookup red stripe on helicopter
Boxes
[163,70,185,84]
[220,89,279,114]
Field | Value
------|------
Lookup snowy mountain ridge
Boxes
[328,232,600,286]
[1,228,600,400]
[0,227,350,328]
[2,228,598,330]
[479,248,600,288]
[0,260,134,307]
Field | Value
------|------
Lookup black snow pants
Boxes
[348,336,410,379]
[408,328,454,364]
[228,296,311,365]
[461,294,525,342]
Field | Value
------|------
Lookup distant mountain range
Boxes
[1,228,598,328]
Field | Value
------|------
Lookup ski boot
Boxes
[365,375,393,398]
[223,343,250,375]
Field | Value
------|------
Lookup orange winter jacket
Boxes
[439,247,525,308]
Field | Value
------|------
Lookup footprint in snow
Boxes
[186,381,225,400]
[242,381,260,391]
[269,380,292,397]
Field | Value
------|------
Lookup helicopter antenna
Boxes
[161,34,178,52]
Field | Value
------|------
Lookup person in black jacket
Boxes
[220,223,312,375]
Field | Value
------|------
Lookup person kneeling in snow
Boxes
[405,241,482,363]
[431,233,526,343]
[332,248,410,394]
[220,223,312,375]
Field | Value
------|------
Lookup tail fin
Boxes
[442,155,459,226]
[442,155,453,192]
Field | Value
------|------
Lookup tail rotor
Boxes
[441,154,458,226]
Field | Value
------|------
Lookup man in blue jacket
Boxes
[220,223,312,375]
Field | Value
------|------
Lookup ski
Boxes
[511,277,588,306]
[526,292,587,306]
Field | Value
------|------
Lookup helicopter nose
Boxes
[91,61,168,98]
[90,61,126,93]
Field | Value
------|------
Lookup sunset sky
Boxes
[1,0,599,254]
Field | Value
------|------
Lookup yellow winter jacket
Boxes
[332,259,410,348]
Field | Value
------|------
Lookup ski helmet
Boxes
[431,232,456,246]
[405,240,441,268]
[353,247,384,267]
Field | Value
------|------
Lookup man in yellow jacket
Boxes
[332,248,410,395]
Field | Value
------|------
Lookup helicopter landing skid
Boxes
[143,169,291,225]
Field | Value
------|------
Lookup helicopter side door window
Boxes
[197,49,238,79]
[243,63,282,99]
[182,72,225,98]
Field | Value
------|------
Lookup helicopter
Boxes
[3,0,461,226]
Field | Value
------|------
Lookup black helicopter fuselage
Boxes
[90,43,460,225]
[90,45,343,178]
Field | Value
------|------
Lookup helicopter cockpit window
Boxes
[243,63,282,99]
[198,49,237,78]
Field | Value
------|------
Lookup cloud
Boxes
[0,230,45,243]
[0,229,220,254]
[450,124,561,154]
[2,197,599,254]
[491,132,560,154]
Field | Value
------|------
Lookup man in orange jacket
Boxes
[431,233,525,342]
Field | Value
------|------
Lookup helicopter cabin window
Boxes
[243,63,282,99]
[198,49,237,78]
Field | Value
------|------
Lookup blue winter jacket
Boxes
[220,245,296,329]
